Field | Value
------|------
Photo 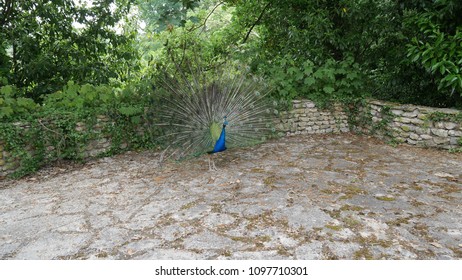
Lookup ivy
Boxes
[0,81,160,178]
[427,111,462,123]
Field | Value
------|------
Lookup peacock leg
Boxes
[208,154,217,171]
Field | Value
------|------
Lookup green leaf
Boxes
[131,116,141,124]
[16,98,37,109]
[0,85,14,96]
[346,72,358,80]
[0,106,14,117]
[323,86,335,94]
[304,77,315,86]
[118,106,142,116]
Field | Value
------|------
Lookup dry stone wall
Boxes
[275,99,462,150]
[366,100,462,149]
[1,99,461,178]
[275,100,350,135]
[0,115,115,178]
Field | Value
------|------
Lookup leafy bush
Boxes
[0,80,160,177]
[407,12,462,97]
[265,55,365,108]
[0,85,38,120]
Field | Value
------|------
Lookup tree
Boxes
[0,0,138,100]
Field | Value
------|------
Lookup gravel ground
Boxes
[0,133,461,260]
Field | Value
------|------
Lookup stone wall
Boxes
[274,99,461,150]
[0,115,115,178]
[1,99,461,178]
[365,100,461,149]
[275,100,350,135]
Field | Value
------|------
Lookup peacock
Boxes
[155,64,275,170]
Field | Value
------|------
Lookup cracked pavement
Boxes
[1,133,461,259]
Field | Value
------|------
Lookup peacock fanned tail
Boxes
[154,64,275,161]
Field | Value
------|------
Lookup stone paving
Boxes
[0,133,461,260]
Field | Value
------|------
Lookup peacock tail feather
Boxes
[154,64,276,161]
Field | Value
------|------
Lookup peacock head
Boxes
[223,116,228,126]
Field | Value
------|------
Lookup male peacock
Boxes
[207,116,228,170]
[155,64,275,170]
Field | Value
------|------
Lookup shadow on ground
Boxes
[1,133,461,260]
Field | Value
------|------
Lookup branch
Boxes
[0,0,14,27]
[188,1,225,33]
[37,119,66,155]
[242,2,271,44]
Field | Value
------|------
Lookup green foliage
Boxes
[138,0,201,32]
[0,85,38,119]
[0,0,139,100]
[407,10,462,96]
[427,111,462,123]
[265,55,364,108]
[178,0,460,109]
[0,80,160,178]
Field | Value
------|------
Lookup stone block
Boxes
[450,137,459,145]
[391,109,404,116]
[292,108,305,114]
[293,103,303,109]
[401,125,411,132]
[399,132,410,138]
[420,134,432,140]
[409,133,420,140]
[448,130,462,137]
[399,117,412,124]
[370,104,381,110]
[434,122,446,129]
[431,128,448,138]
[304,101,316,108]
[444,122,457,130]
[417,114,427,120]
[403,105,417,112]
[424,139,438,147]
[415,127,430,135]
[407,139,418,145]
[433,137,449,145]
[392,122,402,128]
[410,118,424,125]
